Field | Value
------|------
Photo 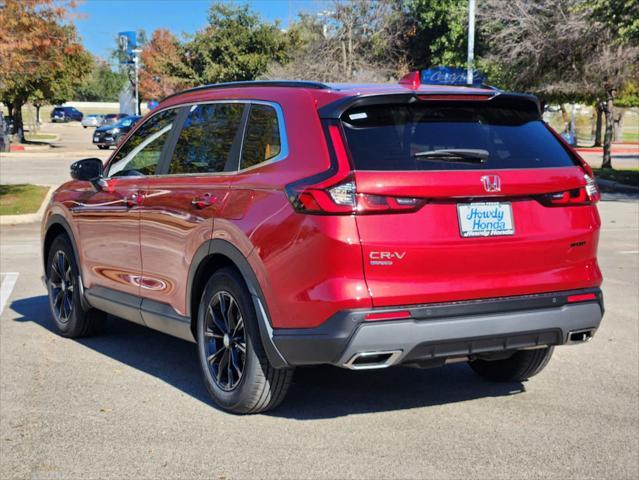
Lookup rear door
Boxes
[340,97,601,307]
[139,102,247,322]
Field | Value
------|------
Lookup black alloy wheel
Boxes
[203,291,246,391]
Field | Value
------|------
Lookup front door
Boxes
[73,107,181,307]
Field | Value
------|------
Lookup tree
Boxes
[267,0,404,82]
[399,0,479,70]
[0,0,91,141]
[589,0,639,43]
[478,0,639,168]
[184,3,292,84]
[74,59,128,102]
[139,29,193,100]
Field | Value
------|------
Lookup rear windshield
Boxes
[340,102,577,171]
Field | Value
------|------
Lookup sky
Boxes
[74,0,332,62]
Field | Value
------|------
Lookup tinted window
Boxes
[341,102,577,171]
[169,103,244,175]
[108,108,179,177]
[241,104,281,169]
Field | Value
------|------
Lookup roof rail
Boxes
[161,80,331,102]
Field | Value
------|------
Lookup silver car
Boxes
[81,114,105,128]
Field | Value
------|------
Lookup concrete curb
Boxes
[596,178,639,194]
[0,186,54,226]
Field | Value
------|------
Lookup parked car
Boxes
[2,114,15,135]
[102,113,128,126]
[0,112,8,152]
[81,114,105,128]
[51,106,83,122]
[92,115,141,149]
[42,74,604,414]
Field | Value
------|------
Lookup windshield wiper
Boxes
[412,149,489,164]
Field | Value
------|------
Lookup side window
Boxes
[108,108,179,177]
[240,104,281,170]
[168,103,244,175]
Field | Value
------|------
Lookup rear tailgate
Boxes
[339,97,602,307]
[354,168,601,307]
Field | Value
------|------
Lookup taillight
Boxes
[286,123,427,215]
[538,174,600,206]
[288,177,427,215]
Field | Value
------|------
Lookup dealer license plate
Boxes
[457,202,514,237]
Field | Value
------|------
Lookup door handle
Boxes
[191,193,217,209]
[124,192,143,208]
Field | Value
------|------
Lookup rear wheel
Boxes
[196,268,293,414]
[97,145,107,150]
[46,235,104,337]
[469,347,554,382]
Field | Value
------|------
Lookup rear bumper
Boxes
[93,140,116,146]
[272,288,604,368]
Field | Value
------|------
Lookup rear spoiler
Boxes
[317,91,542,119]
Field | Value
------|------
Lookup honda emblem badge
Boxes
[481,175,501,193]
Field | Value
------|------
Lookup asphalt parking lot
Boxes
[0,124,638,479]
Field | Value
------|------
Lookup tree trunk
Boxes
[36,105,41,125]
[601,89,615,169]
[7,103,13,118]
[341,41,348,79]
[594,102,603,147]
[559,104,570,126]
[12,99,25,143]
[613,108,624,142]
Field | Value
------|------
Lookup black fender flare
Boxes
[187,239,289,368]
[43,214,90,310]
[44,214,80,273]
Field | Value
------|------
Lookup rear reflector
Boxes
[365,311,412,322]
[567,293,597,303]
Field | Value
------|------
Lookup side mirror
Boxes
[70,158,103,181]
[70,158,107,191]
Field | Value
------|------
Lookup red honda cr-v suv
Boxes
[41,75,604,413]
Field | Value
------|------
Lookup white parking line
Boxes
[619,250,639,254]
[0,272,19,315]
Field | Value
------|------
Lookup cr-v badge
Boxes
[369,251,406,266]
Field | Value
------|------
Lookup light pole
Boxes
[132,48,142,115]
[466,0,476,85]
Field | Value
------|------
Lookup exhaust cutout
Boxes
[344,350,402,370]
[567,329,595,344]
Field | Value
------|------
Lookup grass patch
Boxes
[593,168,639,187]
[0,184,50,215]
[24,132,57,141]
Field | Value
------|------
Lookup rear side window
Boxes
[340,102,577,171]
[169,103,244,175]
[240,104,281,169]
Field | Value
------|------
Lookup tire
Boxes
[196,267,293,414]
[46,234,105,338]
[469,347,554,382]
[97,145,107,150]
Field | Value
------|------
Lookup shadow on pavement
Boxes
[11,295,525,419]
